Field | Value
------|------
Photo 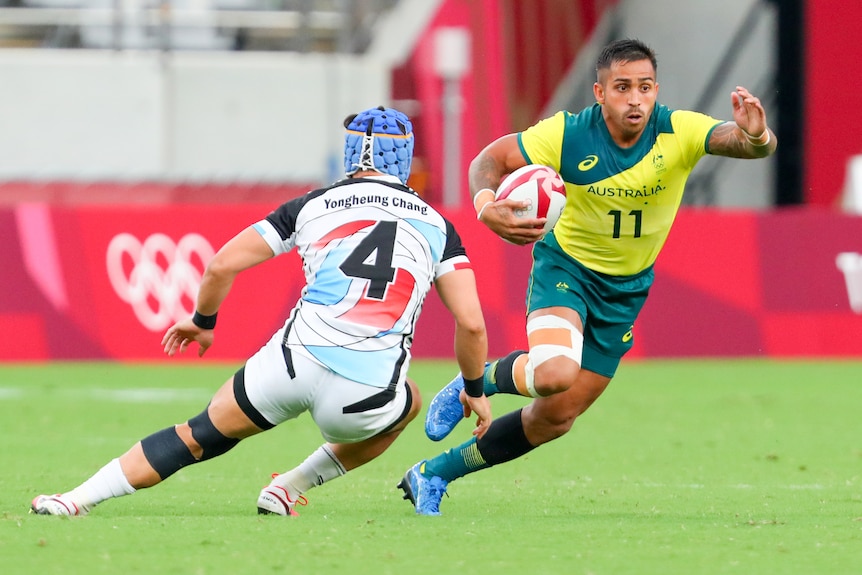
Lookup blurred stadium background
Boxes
[1,0,860,362]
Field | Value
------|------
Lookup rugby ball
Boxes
[495,164,566,235]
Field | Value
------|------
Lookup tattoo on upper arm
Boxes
[471,155,503,191]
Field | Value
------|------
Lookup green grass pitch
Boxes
[1,359,860,575]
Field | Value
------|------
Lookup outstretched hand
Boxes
[162,318,214,358]
[479,197,547,246]
[731,85,768,137]
[460,391,493,439]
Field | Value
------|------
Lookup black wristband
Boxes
[463,376,484,398]
[192,311,218,330]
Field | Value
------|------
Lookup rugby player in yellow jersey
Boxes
[398,38,776,515]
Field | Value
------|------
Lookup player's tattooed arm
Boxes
[468,133,527,197]
[709,122,777,159]
[469,154,503,196]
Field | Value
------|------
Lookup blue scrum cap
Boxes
[343,106,414,184]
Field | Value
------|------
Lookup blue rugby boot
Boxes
[397,462,448,516]
[424,373,466,441]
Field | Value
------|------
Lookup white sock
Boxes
[270,445,347,496]
[65,458,136,509]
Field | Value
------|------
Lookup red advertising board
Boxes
[1,203,295,361]
[637,208,862,357]
[1,203,860,362]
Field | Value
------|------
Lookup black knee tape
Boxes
[493,350,528,395]
[476,409,535,466]
[140,426,197,480]
[188,408,239,461]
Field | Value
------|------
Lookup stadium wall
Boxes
[1,201,860,362]
[0,50,388,184]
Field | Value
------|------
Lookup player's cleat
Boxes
[30,494,90,516]
[397,462,448,516]
[257,476,308,516]
[425,372,467,441]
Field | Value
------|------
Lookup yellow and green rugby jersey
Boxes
[518,103,722,276]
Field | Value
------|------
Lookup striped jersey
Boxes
[253,174,469,388]
[519,103,722,275]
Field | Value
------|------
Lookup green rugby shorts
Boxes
[525,232,654,378]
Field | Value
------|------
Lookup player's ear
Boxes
[593,82,604,104]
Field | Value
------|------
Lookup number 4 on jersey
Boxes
[339,221,397,299]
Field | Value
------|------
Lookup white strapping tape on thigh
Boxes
[523,315,584,397]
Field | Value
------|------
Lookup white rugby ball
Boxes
[495,164,566,235]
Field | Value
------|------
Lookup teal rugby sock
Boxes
[423,437,489,482]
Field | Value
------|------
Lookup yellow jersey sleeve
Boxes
[518,111,566,172]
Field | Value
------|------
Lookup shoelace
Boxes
[269,473,308,508]
[421,478,448,512]
[56,495,82,515]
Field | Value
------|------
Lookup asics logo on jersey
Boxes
[106,233,214,332]
[578,155,599,171]
[556,281,569,292]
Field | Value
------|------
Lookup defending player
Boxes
[30,106,491,517]
[399,39,777,515]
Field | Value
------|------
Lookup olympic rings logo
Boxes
[106,233,215,331]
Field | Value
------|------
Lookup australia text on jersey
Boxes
[586,183,666,198]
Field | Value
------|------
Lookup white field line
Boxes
[634,481,826,490]
[0,386,213,403]
[559,479,841,491]
[0,387,24,399]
